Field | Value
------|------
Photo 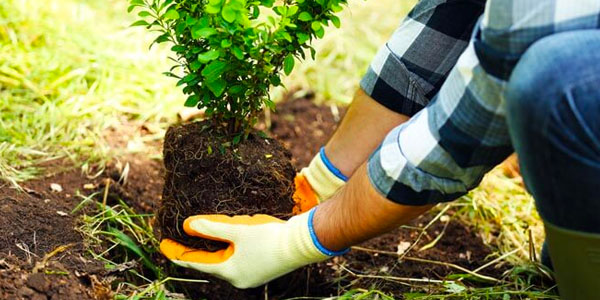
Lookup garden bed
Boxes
[0,94,507,299]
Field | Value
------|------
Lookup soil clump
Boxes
[157,120,296,251]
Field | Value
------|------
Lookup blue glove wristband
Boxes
[319,147,349,182]
[307,208,350,256]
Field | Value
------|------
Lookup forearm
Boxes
[324,89,409,178]
[313,163,432,251]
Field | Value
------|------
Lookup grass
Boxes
[1,0,554,299]
[0,0,182,186]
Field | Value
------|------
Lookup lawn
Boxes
[0,0,555,299]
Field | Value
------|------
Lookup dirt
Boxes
[328,216,507,297]
[0,92,508,299]
[0,164,111,299]
[262,91,346,169]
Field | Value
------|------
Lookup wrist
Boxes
[307,208,350,255]
[285,209,348,265]
[301,147,347,201]
[318,147,349,182]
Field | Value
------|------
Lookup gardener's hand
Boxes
[159,209,347,289]
[293,147,347,214]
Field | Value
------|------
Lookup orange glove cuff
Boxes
[292,174,319,215]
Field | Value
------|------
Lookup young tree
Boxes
[129,0,347,140]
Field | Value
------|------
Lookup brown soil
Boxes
[158,121,296,250]
[0,164,112,300]
[263,91,346,169]
[0,92,509,299]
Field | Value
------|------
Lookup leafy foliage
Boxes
[129,0,348,137]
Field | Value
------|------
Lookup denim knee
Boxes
[506,30,600,155]
[506,30,600,129]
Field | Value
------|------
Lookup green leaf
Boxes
[311,21,322,31]
[190,60,203,71]
[232,46,244,60]
[222,5,237,23]
[186,16,198,25]
[257,131,269,138]
[315,26,325,38]
[192,27,217,39]
[287,6,299,16]
[283,54,294,75]
[184,95,200,107]
[221,39,232,48]
[229,85,244,94]
[138,11,151,17]
[130,20,149,27]
[297,33,310,44]
[279,31,292,42]
[206,0,224,14]
[297,12,312,21]
[261,0,275,7]
[330,15,341,28]
[201,60,228,79]
[206,5,221,14]
[309,46,316,59]
[163,9,180,20]
[153,33,170,44]
[180,74,198,84]
[205,78,227,97]
[331,4,343,12]
[198,50,220,63]
[171,45,186,52]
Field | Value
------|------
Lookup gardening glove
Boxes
[159,209,348,289]
[293,147,347,214]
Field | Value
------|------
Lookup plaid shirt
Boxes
[365,0,600,205]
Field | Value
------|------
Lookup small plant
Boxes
[129,0,347,139]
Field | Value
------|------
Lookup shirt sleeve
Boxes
[360,0,485,117]
[367,0,600,205]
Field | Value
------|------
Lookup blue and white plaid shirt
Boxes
[365,0,600,205]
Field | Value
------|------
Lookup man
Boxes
[160,0,600,298]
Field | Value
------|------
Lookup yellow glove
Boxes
[159,209,348,289]
[293,148,347,214]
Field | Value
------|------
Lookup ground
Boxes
[0,95,556,299]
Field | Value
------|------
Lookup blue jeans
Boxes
[505,30,600,265]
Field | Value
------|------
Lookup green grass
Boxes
[0,0,183,186]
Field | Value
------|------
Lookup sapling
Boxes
[129,0,347,140]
